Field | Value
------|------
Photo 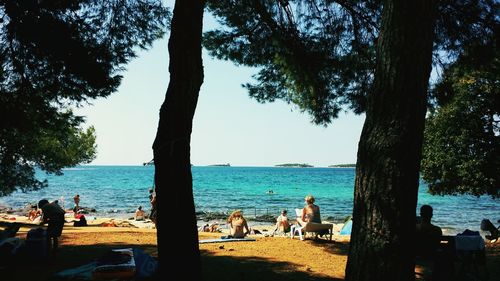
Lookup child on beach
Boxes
[227,210,250,238]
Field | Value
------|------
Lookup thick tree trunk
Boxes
[152,0,204,280]
[345,1,437,281]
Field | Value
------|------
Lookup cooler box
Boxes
[92,248,136,280]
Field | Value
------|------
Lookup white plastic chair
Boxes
[290,208,333,240]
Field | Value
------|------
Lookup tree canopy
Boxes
[0,0,169,196]
[422,34,500,198]
[205,0,380,125]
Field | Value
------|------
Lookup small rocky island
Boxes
[275,163,313,168]
[328,164,356,168]
[208,163,231,167]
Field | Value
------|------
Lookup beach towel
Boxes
[199,237,256,244]
[53,262,97,280]
[455,230,485,251]
[53,248,157,280]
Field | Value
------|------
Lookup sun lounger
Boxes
[290,222,333,240]
[290,208,333,240]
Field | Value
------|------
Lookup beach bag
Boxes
[25,228,48,258]
[74,214,88,227]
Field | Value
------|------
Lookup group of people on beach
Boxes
[21,188,159,257]
[221,194,486,245]
[218,194,323,238]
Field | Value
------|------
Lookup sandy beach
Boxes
[1,213,499,281]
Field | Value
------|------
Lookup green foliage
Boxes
[422,37,500,198]
[205,0,379,125]
[205,1,496,126]
[0,0,170,195]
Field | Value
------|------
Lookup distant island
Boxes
[328,164,356,168]
[143,160,194,166]
[208,163,231,167]
[275,163,314,168]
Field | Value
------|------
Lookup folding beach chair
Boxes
[290,209,333,240]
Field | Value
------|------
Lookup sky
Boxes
[75,13,366,167]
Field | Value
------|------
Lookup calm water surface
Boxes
[1,166,498,234]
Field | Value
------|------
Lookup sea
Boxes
[0,166,498,235]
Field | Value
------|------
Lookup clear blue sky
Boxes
[76,12,365,167]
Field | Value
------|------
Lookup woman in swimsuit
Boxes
[297,195,321,226]
[227,210,250,238]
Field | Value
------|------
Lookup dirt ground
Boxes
[1,225,499,281]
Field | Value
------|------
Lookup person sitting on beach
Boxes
[481,219,500,242]
[38,199,66,256]
[227,210,250,238]
[297,195,322,227]
[209,222,220,232]
[416,204,443,258]
[415,205,455,280]
[273,210,290,234]
[27,205,42,221]
[134,206,146,221]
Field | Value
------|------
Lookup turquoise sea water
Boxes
[0,166,498,234]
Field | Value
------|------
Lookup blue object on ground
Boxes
[133,248,158,278]
[340,219,352,235]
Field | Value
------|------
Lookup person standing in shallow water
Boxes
[73,194,80,213]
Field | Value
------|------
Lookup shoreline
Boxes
[0,212,156,229]
[0,209,481,236]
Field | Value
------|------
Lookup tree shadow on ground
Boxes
[303,238,350,256]
[0,242,157,281]
[200,249,343,281]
